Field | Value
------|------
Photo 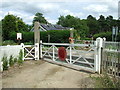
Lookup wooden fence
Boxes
[102,41,120,78]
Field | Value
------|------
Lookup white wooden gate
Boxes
[23,43,39,60]
[40,38,103,73]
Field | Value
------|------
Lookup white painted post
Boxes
[0,61,3,72]
[40,40,43,59]
[94,37,103,74]
[53,45,55,61]
[21,43,24,61]
[35,43,39,60]
[34,22,40,60]
[69,45,72,64]
[94,41,98,72]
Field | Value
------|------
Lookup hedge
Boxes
[9,30,70,43]
[93,32,120,41]
[93,32,112,41]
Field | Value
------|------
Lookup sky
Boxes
[0,0,119,25]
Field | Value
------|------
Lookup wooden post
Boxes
[34,22,40,60]
[34,22,40,44]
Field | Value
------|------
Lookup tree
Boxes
[33,12,48,24]
[87,15,99,36]
[2,14,18,40]
[2,14,28,40]
[17,19,28,32]
[106,15,114,31]
[98,15,107,32]
[57,15,89,39]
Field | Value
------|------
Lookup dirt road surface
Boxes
[2,60,97,88]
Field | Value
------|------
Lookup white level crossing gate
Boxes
[40,38,103,73]
[23,38,103,73]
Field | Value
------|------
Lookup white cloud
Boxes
[59,9,84,17]
[84,4,109,13]
[37,3,60,13]
[45,17,57,24]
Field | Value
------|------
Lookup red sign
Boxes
[58,47,67,61]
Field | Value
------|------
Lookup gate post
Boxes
[94,37,103,74]
[21,43,24,61]
[34,22,40,60]
[40,40,43,59]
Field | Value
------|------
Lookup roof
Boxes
[30,24,71,32]
[40,24,70,31]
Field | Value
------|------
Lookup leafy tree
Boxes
[2,14,18,40]
[17,18,28,32]
[105,15,114,31]
[2,14,28,40]
[33,12,48,24]
[87,15,99,36]
[98,15,107,32]
[57,15,89,39]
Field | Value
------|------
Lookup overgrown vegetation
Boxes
[2,50,23,71]
[18,49,23,65]
[2,40,17,45]
[2,56,8,70]
[91,73,120,88]
[9,55,14,66]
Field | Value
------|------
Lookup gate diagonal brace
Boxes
[24,47,35,58]
[43,45,53,58]
[68,46,94,68]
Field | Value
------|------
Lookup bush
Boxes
[9,30,70,43]
[2,40,17,45]
[14,58,17,63]
[93,32,112,41]
[46,30,70,43]
[117,32,120,41]
[2,56,8,70]
[18,49,23,65]
[9,55,14,66]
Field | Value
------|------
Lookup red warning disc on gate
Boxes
[58,47,67,61]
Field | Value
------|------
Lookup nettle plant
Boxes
[2,56,8,70]
[2,49,23,71]
[18,49,23,65]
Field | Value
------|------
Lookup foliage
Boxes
[57,14,120,39]
[33,12,48,24]
[2,14,18,40]
[87,15,99,35]
[9,55,14,66]
[2,40,17,45]
[57,15,89,38]
[46,30,70,43]
[2,14,29,40]
[93,32,112,41]
[2,13,120,42]
[14,58,17,63]
[91,73,120,88]
[18,49,23,65]
[9,30,70,43]
[2,56,8,70]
